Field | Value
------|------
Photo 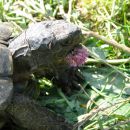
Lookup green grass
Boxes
[1,0,130,129]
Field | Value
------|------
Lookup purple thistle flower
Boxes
[66,46,88,67]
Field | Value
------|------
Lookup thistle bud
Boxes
[65,46,88,67]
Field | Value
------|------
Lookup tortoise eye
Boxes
[61,40,71,47]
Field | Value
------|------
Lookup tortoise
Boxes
[0,20,88,130]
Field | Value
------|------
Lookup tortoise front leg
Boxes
[6,95,72,130]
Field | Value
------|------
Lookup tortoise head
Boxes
[9,20,88,81]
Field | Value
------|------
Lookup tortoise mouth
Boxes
[65,45,88,67]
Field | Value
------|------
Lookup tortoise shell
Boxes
[0,23,12,45]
